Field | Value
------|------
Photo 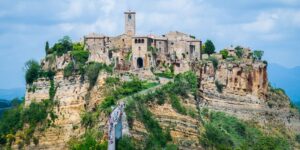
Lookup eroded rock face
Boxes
[196,60,300,136]
[41,53,71,72]
[200,61,268,99]
[128,95,202,150]
[23,71,109,149]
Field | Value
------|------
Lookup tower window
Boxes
[128,14,132,20]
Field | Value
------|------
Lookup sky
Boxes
[0,0,300,89]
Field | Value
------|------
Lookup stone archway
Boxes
[137,57,143,68]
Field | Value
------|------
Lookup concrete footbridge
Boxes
[108,101,130,150]
[107,78,172,150]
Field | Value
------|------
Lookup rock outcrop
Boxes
[196,60,300,137]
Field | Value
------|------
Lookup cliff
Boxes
[1,44,299,150]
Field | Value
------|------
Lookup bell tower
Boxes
[124,11,136,36]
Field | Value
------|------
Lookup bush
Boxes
[215,80,224,93]
[201,123,234,149]
[235,46,244,58]
[64,62,74,78]
[170,94,187,115]
[154,71,174,79]
[296,134,300,143]
[137,104,171,148]
[86,63,102,88]
[203,40,215,55]
[80,112,96,128]
[220,49,229,59]
[166,143,178,150]
[116,136,136,150]
[49,79,56,100]
[0,99,56,146]
[208,57,218,71]
[71,50,89,65]
[25,60,41,84]
[69,130,107,150]
[253,50,264,61]
[200,111,290,149]
[253,136,290,150]
[52,36,73,56]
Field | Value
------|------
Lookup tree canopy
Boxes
[253,50,264,61]
[25,60,41,84]
[203,40,215,55]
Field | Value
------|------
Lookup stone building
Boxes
[83,11,202,74]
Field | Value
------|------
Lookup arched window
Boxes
[135,39,138,43]
[128,14,132,20]
[138,39,141,43]
[141,39,144,43]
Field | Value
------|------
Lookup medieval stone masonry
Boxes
[83,11,202,75]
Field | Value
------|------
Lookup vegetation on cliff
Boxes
[200,109,290,150]
[123,71,197,149]
[0,99,57,148]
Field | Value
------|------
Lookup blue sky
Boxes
[0,0,300,89]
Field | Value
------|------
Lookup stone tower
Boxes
[124,11,136,36]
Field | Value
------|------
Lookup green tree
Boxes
[53,36,73,56]
[220,49,229,59]
[25,60,41,84]
[204,40,215,55]
[45,41,50,54]
[235,46,244,58]
[253,50,264,61]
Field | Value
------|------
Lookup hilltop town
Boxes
[1,11,300,150]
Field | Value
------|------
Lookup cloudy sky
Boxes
[0,0,300,89]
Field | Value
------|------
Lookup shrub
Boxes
[137,104,171,148]
[53,36,73,56]
[208,57,218,71]
[253,136,290,150]
[49,79,56,100]
[25,60,41,84]
[166,143,178,150]
[253,50,264,61]
[200,111,290,149]
[235,46,244,58]
[0,99,56,146]
[85,63,102,88]
[154,71,174,79]
[201,123,234,149]
[296,134,300,143]
[45,41,50,55]
[220,49,229,59]
[72,43,84,51]
[116,136,136,150]
[69,130,107,150]
[64,62,74,78]
[170,94,187,115]
[80,112,95,128]
[215,80,224,93]
[105,77,120,86]
[203,40,215,55]
[71,50,89,65]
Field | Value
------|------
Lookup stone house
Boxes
[83,11,202,75]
